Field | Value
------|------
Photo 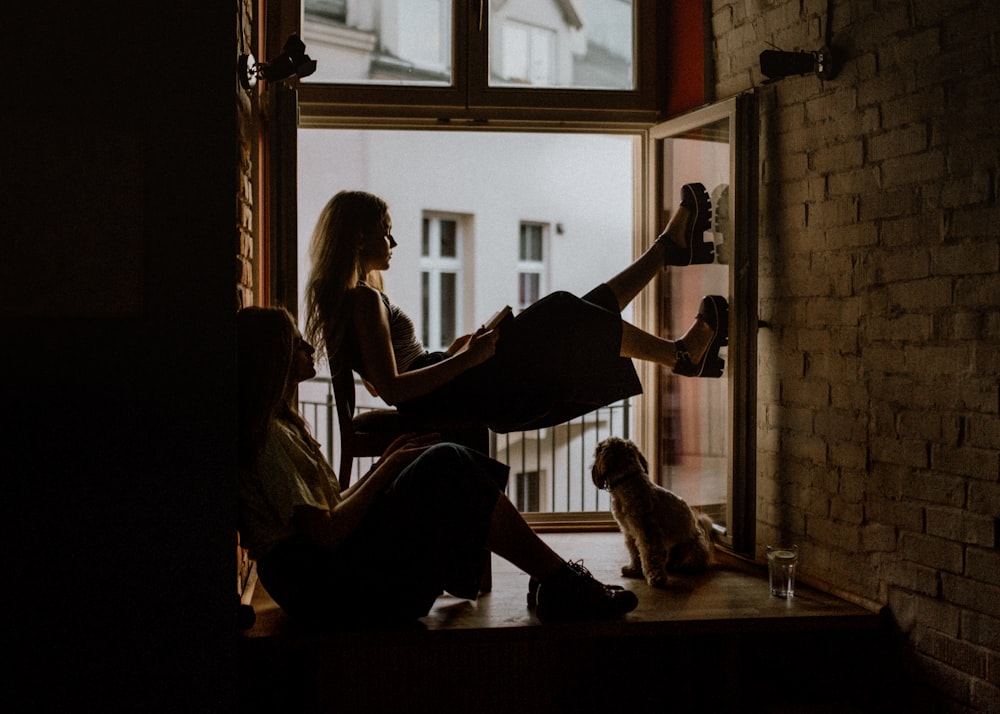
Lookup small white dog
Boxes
[592,437,717,588]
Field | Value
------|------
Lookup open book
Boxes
[484,305,513,331]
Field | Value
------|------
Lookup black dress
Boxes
[352,283,642,433]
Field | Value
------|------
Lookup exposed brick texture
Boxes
[713,0,1000,710]
[236,0,255,595]
[236,0,255,310]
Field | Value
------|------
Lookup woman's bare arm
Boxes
[292,433,439,552]
[351,285,498,405]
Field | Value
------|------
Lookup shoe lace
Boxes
[564,559,627,596]
[566,559,590,574]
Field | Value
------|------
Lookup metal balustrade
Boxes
[297,375,630,515]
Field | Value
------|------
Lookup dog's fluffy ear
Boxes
[591,440,609,488]
[635,442,648,474]
[591,437,623,489]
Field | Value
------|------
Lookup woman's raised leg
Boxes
[618,294,729,378]
[605,183,714,311]
[604,214,686,311]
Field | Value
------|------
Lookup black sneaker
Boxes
[526,572,628,608]
[533,560,638,621]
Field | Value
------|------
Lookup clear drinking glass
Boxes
[767,545,798,598]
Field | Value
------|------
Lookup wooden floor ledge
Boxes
[240,533,895,714]
[243,532,879,640]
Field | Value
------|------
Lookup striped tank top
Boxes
[374,289,427,372]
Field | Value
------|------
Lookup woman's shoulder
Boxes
[347,284,388,312]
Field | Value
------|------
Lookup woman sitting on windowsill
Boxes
[237,305,638,626]
[303,187,728,434]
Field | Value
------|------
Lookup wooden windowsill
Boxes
[241,532,879,641]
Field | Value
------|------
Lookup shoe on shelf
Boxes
[673,295,729,378]
[531,560,638,621]
[660,182,715,267]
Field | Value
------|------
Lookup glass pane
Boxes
[302,0,453,86]
[421,217,430,256]
[440,272,456,345]
[516,471,540,512]
[489,0,634,90]
[420,271,430,346]
[439,219,457,257]
[520,224,543,260]
[519,273,540,307]
[308,0,346,23]
[658,116,732,531]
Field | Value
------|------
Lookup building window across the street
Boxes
[516,470,541,513]
[421,215,462,351]
[518,222,547,310]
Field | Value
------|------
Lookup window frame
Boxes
[288,0,665,123]
[261,3,755,545]
[647,95,759,555]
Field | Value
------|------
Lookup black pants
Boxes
[257,444,508,626]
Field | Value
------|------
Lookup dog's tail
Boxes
[668,511,718,572]
[697,512,718,563]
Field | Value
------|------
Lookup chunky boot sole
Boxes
[663,183,715,266]
[673,295,729,378]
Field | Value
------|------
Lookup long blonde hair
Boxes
[304,190,388,374]
[237,306,323,471]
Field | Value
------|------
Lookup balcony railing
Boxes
[297,375,630,515]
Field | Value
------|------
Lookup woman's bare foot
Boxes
[655,205,692,250]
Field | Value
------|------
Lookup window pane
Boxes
[489,0,634,90]
[516,471,540,512]
[501,21,555,85]
[656,113,734,541]
[420,271,430,346]
[519,273,540,307]
[520,224,543,260]
[302,0,453,86]
[421,218,430,256]
[308,0,346,23]
[439,219,457,257]
[440,272,456,345]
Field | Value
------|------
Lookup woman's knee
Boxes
[536,290,575,310]
[419,442,472,470]
[395,442,477,492]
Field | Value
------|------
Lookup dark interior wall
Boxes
[2,4,238,711]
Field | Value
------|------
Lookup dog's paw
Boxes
[621,564,643,579]
[647,573,669,589]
